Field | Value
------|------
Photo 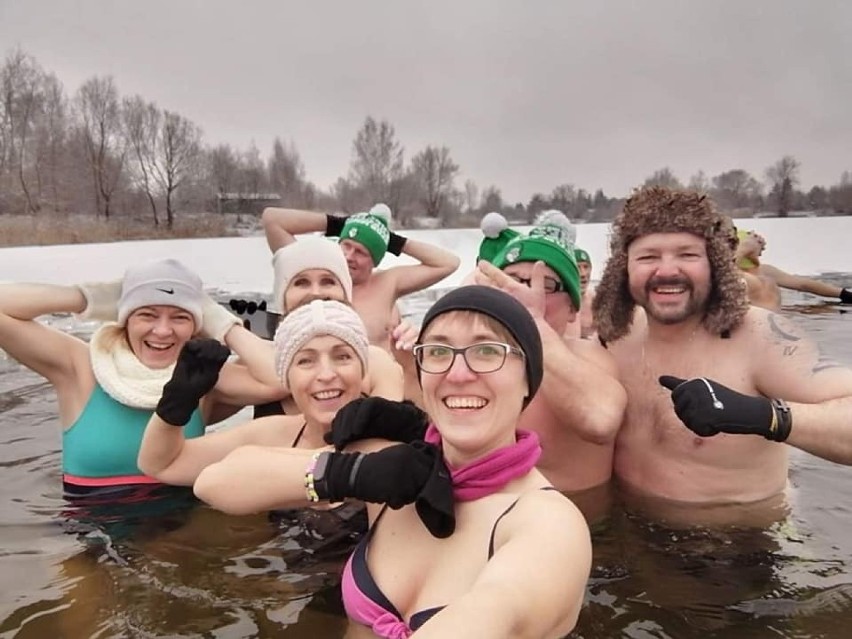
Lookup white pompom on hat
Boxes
[271,236,354,313]
[368,202,392,223]
[117,259,204,330]
[273,299,369,388]
[480,211,508,238]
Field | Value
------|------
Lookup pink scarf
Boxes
[424,424,541,501]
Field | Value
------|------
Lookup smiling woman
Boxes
[0,258,282,496]
[191,286,592,638]
[137,299,375,488]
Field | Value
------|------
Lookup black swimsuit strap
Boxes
[488,487,559,559]
[291,422,307,448]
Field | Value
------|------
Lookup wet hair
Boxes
[593,186,747,342]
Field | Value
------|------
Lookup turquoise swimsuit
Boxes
[62,383,204,488]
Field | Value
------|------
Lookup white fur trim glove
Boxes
[201,295,243,343]
[77,280,122,322]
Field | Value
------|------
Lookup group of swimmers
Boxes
[2,186,852,637]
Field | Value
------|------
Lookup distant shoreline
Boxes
[0,209,835,249]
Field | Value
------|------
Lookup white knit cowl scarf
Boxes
[89,324,175,409]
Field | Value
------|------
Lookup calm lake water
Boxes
[2,224,852,638]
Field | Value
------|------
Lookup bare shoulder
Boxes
[743,306,809,344]
[233,414,305,445]
[507,488,589,538]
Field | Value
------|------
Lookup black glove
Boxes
[659,376,791,442]
[387,231,408,256]
[324,214,346,237]
[840,288,852,304]
[155,339,230,426]
[324,397,429,450]
[317,441,455,537]
[229,299,264,315]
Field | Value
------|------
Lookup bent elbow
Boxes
[260,207,283,232]
[194,471,249,515]
[583,397,626,445]
[136,455,165,482]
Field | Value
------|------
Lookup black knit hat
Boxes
[417,286,543,407]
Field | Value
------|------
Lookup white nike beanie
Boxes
[117,259,204,330]
[271,236,353,313]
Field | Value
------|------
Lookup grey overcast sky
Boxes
[1,0,849,203]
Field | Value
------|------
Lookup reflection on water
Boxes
[2,289,852,638]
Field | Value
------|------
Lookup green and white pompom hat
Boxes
[339,203,392,266]
[478,212,521,264]
[492,210,582,309]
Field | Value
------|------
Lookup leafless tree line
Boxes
[2,48,852,230]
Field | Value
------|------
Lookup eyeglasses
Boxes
[506,273,565,294]
[413,342,525,374]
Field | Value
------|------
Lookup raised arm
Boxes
[475,260,626,444]
[365,344,405,400]
[659,309,852,464]
[222,323,280,385]
[194,439,448,530]
[261,207,337,252]
[751,310,852,463]
[139,411,290,486]
[138,338,292,485]
[537,321,626,444]
[0,282,96,387]
[759,263,846,300]
[411,490,591,639]
[387,237,461,297]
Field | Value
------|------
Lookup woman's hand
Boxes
[156,339,230,426]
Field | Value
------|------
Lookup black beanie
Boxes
[417,286,543,407]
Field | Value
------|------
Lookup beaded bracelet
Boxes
[304,452,322,502]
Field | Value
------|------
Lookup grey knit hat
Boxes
[117,259,204,330]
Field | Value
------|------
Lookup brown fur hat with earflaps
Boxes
[593,186,747,343]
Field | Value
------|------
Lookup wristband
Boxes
[387,231,407,256]
[769,398,792,442]
[325,214,346,238]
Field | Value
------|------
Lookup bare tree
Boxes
[206,143,240,199]
[829,171,852,214]
[330,177,360,213]
[76,75,125,218]
[711,169,762,211]
[238,142,267,196]
[268,137,305,206]
[149,110,202,227]
[411,145,459,219]
[688,170,710,192]
[122,95,161,224]
[0,50,47,213]
[550,184,576,215]
[463,179,479,214]
[765,155,800,217]
[643,167,682,189]
[481,186,504,215]
[348,116,404,207]
[34,73,68,212]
